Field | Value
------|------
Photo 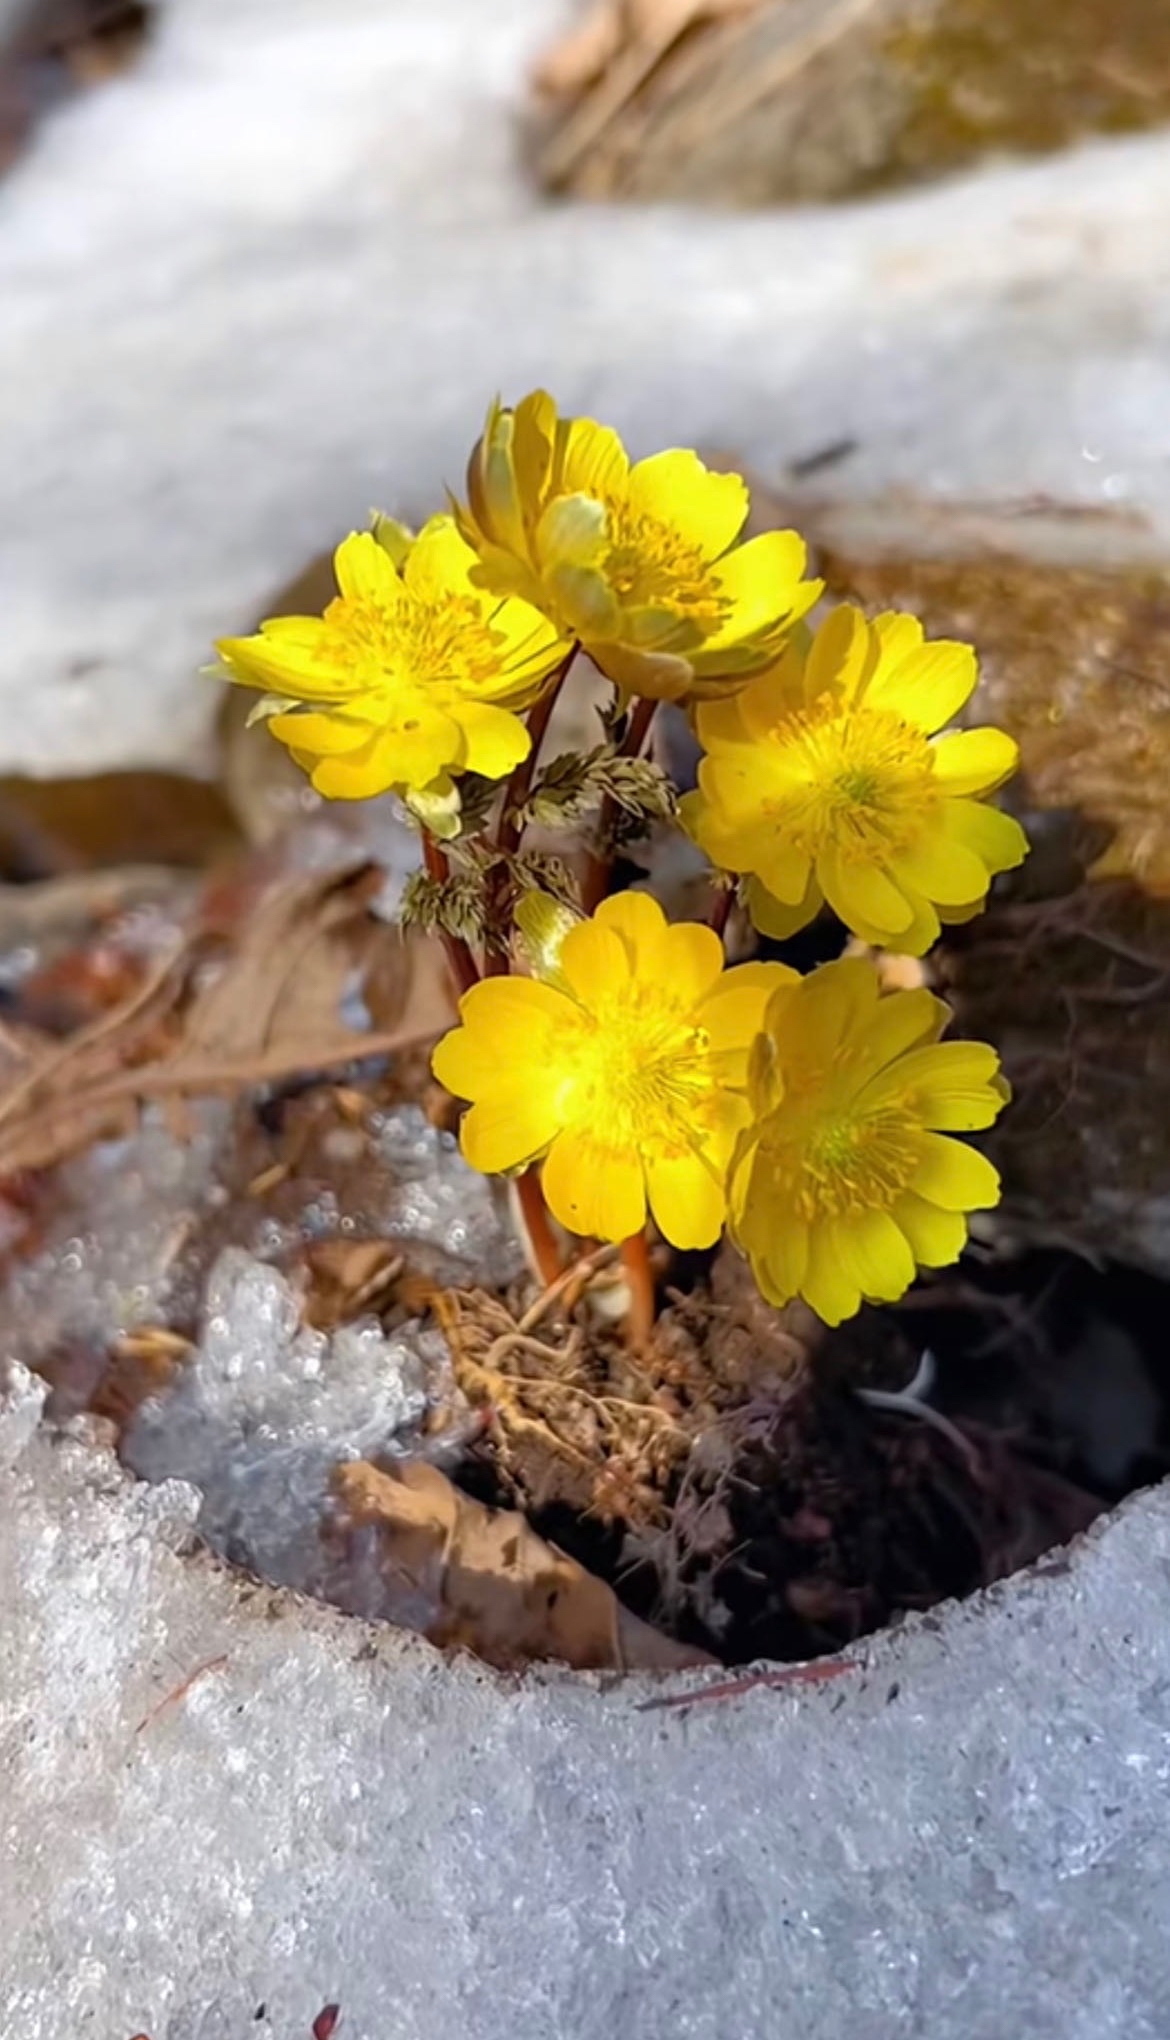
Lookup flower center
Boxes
[758,1094,921,1221]
[315,591,505,708]
[602,501,728,633]
[764,698,938,861]
[556,994,720,1155]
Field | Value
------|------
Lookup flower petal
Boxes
[859,1041,1006,1131]
[887,831,993,908]
[559,917,632,1002]
[403,515,481,600]
[942,798,1030,875]
[866,640,977,733]
[697,962,798,1059]
[818,843,914,936]
[554,416,629,499]
[625,451,748,558]
[456,702,531,780]
[432,978,573,1095]
[594,889,669,974]
[542,1128,646,1241]
[908,1132,1001,1212]
[801,1221,861,1326]
[646,1146,726,1250]
[459,1082,563,1175]
[309,711,459,798]
[931,726,1019,795]
[783,956,883,1063]
[704,530,815,647]
[758,1218,809,1308]
[743,871,824,941]
[267,708,380,757]
[804,605,874,705]
[835,1207,917,1303]
[334,530,403,605]
[893,1191,969,1269]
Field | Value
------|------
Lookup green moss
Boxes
[880,0,1170,184]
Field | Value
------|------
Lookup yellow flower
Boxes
[728,957,1008,1326]
[681,605,1028,954]
[432,891,791,1248]
[215,515,567,808]
[455,390,821,701]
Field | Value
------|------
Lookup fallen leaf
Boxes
[0,862,456,1177]
[301,1238,405,1331]
[331,1460,713,1673]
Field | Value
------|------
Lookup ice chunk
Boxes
[125,1248,451,1613]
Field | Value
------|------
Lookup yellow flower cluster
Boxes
[212,390,1025,1327]
[681,605,1027,955]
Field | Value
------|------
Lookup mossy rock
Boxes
[533,0,1170,206]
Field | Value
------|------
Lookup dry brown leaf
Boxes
[331,1459,712,1673]
[0,862,457,1177]
[301,1238,405,1332]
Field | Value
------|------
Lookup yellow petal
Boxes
[804,605,874,705]
[893,1191,968,1269]
[888,831,993,908]
[554,416,629,499]
[468,399,527,556]
[743,871,824,942]
[784,955,882,1063]
[836,1208,917,1303]
[758,1219,810,1307]
[403,515,481,601]
[459,1083,563,1175]
[867,640,977,733]
[931,727,1019,795]
[942,798,1029,875]
[456,702,531,780]
[755,840,815,908]
[512,389,558,505]
[267,708,380,757]
[845,986,947,1084]
[704,530,814,646]
[310,712,458,798]
[867,611,924,678]
[818,844,914,936]
[859,1041,1005,1131]
[216,627,352,701]
[801,1220,861,1326]
[697,961,798,1058]
[559,917,632,1002]
[646,1146,726,1250]
[836,883,942,960]
[594,888,669,971]
[541,1128,646,1242]
[588,639,694,701]
[908,1133,1001,1212]
[333,530,402,606]
[444,975,572,1061]
[624,451,748,559]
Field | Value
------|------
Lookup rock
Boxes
[532,0,1170,205]
[5,1363,1170,2036]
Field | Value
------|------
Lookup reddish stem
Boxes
[709,883,734,944]
[496,646,579,859]
[422,833,479,995]
[582,694,659,912]
[620,1229,656,1346]
[515,1166,564,1285]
